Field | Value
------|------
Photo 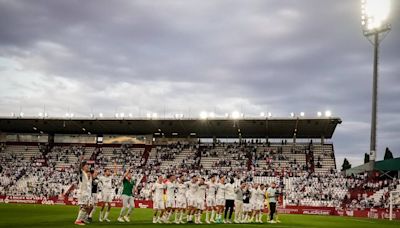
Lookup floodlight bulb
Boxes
[290,112,295,117]
[260,112,265,117]
[99,113,103,118]
[267,112,272,117]
[231,111,240,119]
[300,112,305,117]
[361,0,391,31]
[208,112,215,118]
[152,113,158,118]
[317,111,322,117]
[200,111,208,119]
[325,110,332,117]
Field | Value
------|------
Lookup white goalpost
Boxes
[389,190,400,221]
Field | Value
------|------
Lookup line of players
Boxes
[74,161,280,225]
[74,162,138,225]
[151,174,280,224]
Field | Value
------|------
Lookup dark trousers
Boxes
[269,202,276,221]
[224,199,234,219]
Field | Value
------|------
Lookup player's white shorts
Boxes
[176,197,187,209]
[216,198,225,206]
[121,195,134,208]
[196,198,206,210]
[166,199,176,208]
[256,201,264,210]
[78,194,90,206]
[89,193,99,205]
[250,201,257,210]
[206,197,216,207]
[100,192,113,203]
[153,199,165,210]
[243,203,252,212]
[187,198,197,207]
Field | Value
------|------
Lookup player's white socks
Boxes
[188,214,192,221]
[89,206,96,217]
[179,211,184,222]
[205,211,209,222]
[127,207,133,216]
[258,213,263,222]
[119,207,126,217]
[104,211,109,220]
[211,210,215,221]
[76,209,86,221]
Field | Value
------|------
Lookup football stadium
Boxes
[0,0,399,228]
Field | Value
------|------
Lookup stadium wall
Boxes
[1,195,399,220]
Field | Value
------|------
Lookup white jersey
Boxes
[256,188,266,202]
[99,175,113,193]
[196,184,207,200]
[152,182,165,201]
[79,171,91,196]
[216,183,225,199]
[177,183,188,199]
[206,182,217,199]
[187,181,199,198]
[165,181,177,201]
[249,188,258,203]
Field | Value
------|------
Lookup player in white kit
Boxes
[205,174,217,224]
[175,176,188,224]
[164,174,177,223]
[255,184,266,223]
[186,176,199,223]
[98,167,115,222]
[215,176,226,223]
[74,161,92,226]
[195,178,207,224]
[152,176,166,223]
[249,183,259,222]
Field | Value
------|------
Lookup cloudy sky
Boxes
[0,0,399,167]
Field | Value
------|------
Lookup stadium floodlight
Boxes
[99,113,104,118]
[325,110,332,117]
[300,112,305,117]
[19,112,24,117]
[317,111,322,117]
[146,113,151,119]
[38,112,43,117]
[290,112,295,118]
[11,112,15,117]
[174,113,184,119]
[115,113,119,118]
[70,113,74,118]
[208,112,216,118]
[65,113,70,117]
[361,0,391,163]
[199,111,208,119]
[90,113,94,118]
[260,112,265,117]
[361,0,391,32]
[267,112,272,118]
[120,113,125,118]
[231,111,241,119]
[224,113,229,118]
[128,113,133,118]
[44,113,48,118]
[151,113,158,119]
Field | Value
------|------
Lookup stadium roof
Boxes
[0,117,341,139]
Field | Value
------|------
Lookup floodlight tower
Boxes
[361,0,391,163]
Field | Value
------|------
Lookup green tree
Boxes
[384,147,394,160]
[364,153,370,164]
[341,158,352,171]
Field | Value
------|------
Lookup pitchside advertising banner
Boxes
[0,195,399,220]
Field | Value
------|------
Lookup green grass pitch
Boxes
[0,204,399,228]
